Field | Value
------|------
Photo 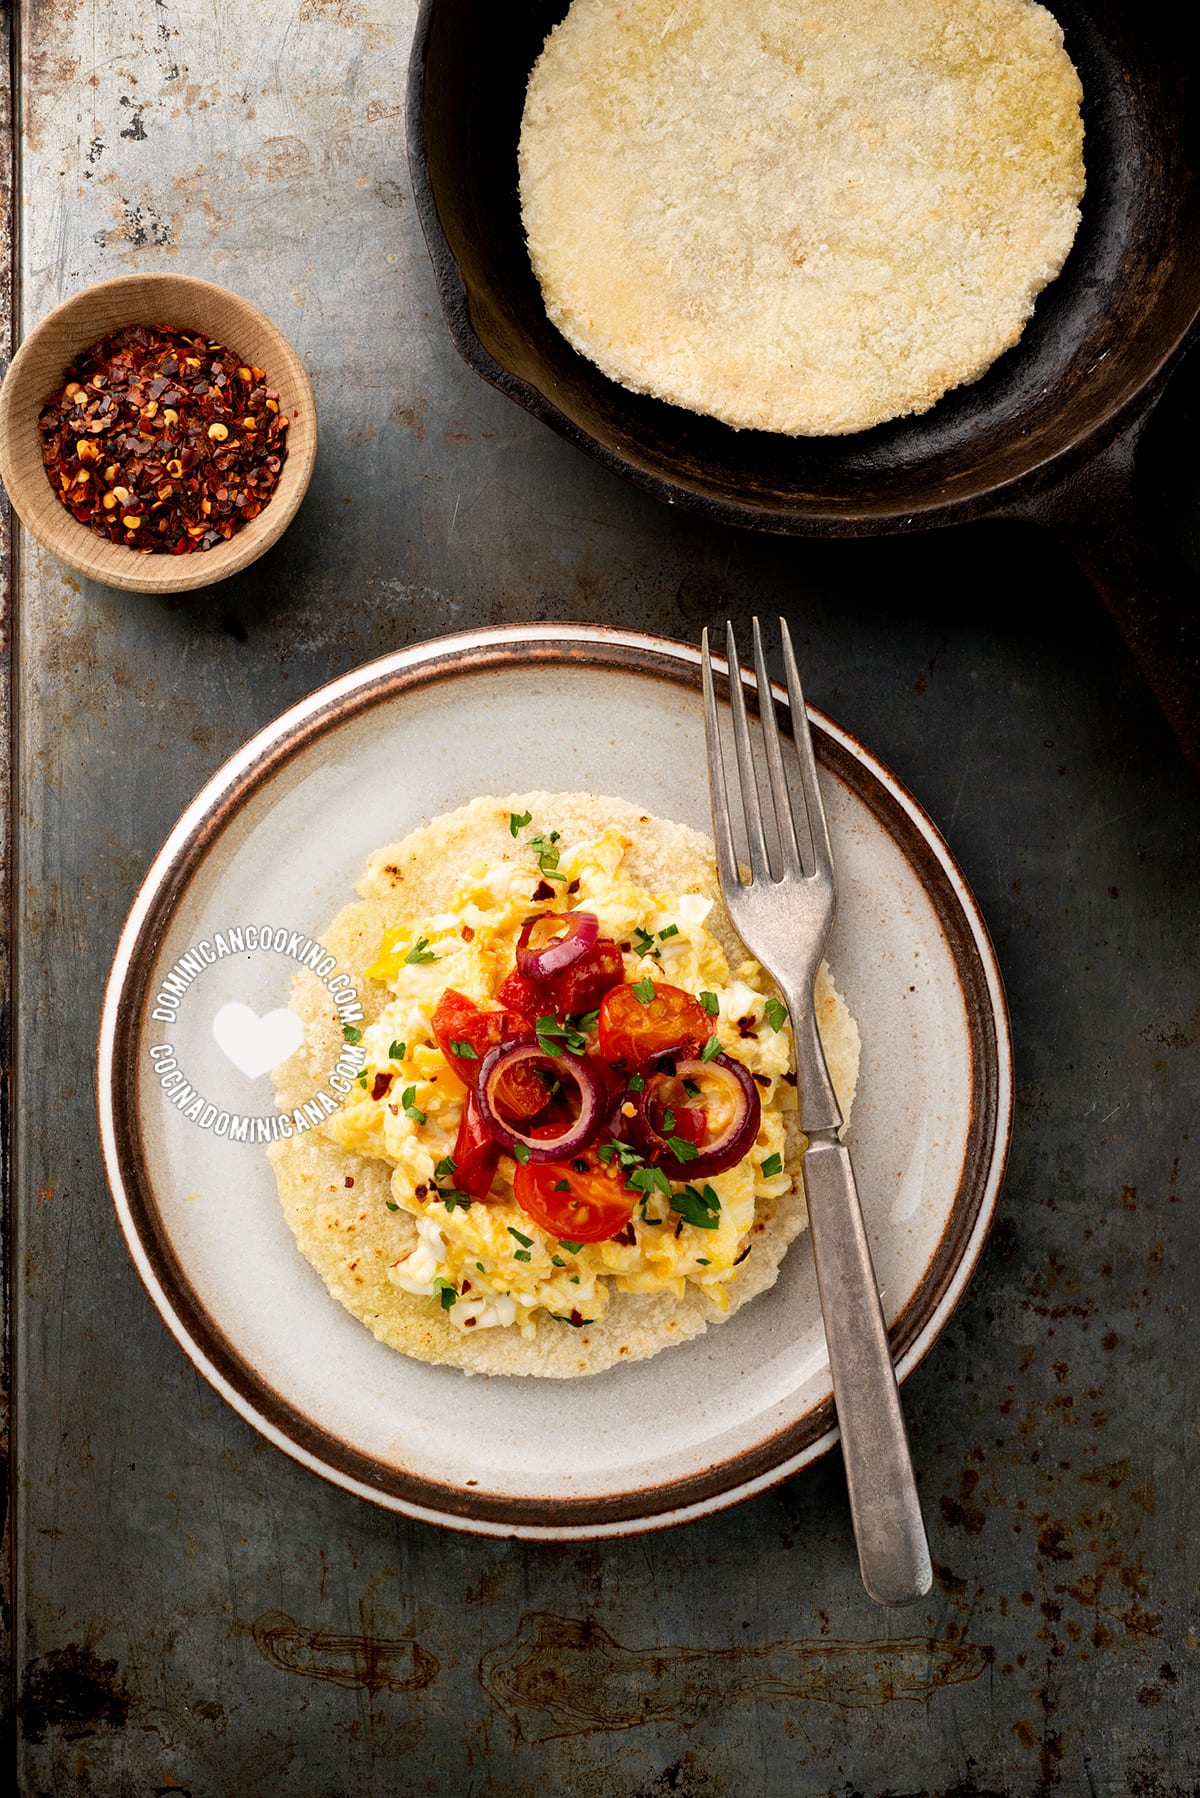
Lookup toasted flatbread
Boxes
[269,793,859,1375]
[519,0,1085,435]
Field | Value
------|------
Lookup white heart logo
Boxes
[212,1003,304,1079]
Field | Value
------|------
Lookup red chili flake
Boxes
[38,322,291,555]
[371,1071,393,1102]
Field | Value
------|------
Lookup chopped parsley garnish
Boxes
[700,1034,722,1062]
[553,1179,571,1193]
[512,1143,531,1165]
[667,1135,700,1162]
[385,1199,400,1213]
[632,925,660,959]
[570,1275,581,1284]
[671,1184,722,1230]
[557,1240,583,1255]
[683,1078,701,1097]
[356,1072,369,1088]
[628,1164,672,1203]
[699,990,720,1017]
[696,1258,710,1266]
[631,976,656,1005]
[530,833,567,881]
[400,1085,426,1123]
[598,1140,646,1174]
[662,1107,677,1132]
[432,1277,457,1310]
[761,1152,784,1177]
[574,1009,601,1032]
[388,1040,406,1061]
[551,1254,567,1268]
[434,1155,458,1180]
[404,937,438,965]
[628,1073,645,1093]
[764,998,789,1032]
[449,1039,478,1059]
[438,1189,473,1213]
[658,923,680,940]
[476,1262,485,1272]
[508,1226,534,1248]
[551,1312,595,1327]
[535,1013,587,1056]
[509,809,532,837]
[342,1023,363,1044]
[513,1249,532,1263]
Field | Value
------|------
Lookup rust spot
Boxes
[939,1466,986,1536]
[1037,1523,1074,1563]
[20,1645,130,1743]
[243,135,313,183]
[392,397,427,440]
[1040,1732,1064,1786]
[477,1611,991,1743]
[931,1561,968,1597]
[250,1611,439,1695]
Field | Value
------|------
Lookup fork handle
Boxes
[801,1133,933,1605]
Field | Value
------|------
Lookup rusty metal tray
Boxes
[5,3,1199,1792]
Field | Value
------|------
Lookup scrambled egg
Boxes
[321,821,795,1339]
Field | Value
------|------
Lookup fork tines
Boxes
[702,617,832,889]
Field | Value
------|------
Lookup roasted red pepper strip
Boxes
[450,1091,504,1202]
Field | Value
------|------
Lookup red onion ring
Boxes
[630,1050,761,1179]
[516,910,599,981]
[477,1038,605,1162]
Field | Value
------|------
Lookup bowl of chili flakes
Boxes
[0,272,317,595]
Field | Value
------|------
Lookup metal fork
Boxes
[702,617,932,1606]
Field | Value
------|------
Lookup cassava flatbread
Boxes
[268,794,859,1376]
[519,0,1085,435]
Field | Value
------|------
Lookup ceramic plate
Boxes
[98,625,1012,1538]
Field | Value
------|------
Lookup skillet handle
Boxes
[1017,423,1200,777]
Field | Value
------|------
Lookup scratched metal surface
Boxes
[8,2,1200,1793]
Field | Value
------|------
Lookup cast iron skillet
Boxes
[408,1,1200,768]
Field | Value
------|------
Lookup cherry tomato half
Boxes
[499,938,625,1021]
[513,1151,636,1244]
[431,988,543,1117]
[550,937,625,1014]
[598,980,710,1067]
[495,969,545,1025]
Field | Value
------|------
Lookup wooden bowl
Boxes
[0,272,317,594]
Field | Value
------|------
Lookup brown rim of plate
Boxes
[97,624,1013,1533]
